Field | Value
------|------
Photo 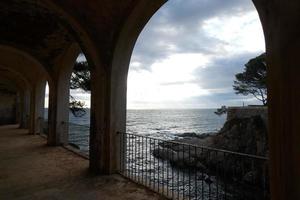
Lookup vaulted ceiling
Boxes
[0,0,140,69]
[0,0,74,70]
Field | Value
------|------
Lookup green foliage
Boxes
[233,53,267,105]
[69,96,86,117]
[69,59,90,117]
[214,105,227,116]
[70,61,91,91]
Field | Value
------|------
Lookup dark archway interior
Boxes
[0,0,75,70]
[0,80,17,125]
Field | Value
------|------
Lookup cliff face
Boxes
[227,106,268,129]
[212,115,268,156]
[153,114,269,159]
[152,115,269,197]
[155,114,269,157]
[152,107,270,173]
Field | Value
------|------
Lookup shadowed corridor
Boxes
[0,125,164,200]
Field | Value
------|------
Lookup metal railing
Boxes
[38,120,89,152]
[118,132,269,200]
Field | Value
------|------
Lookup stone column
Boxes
[47,83,59,145]
[88,0,166,174]
[48,76,73,145]
[47,44,79,146]
[56,75,70,145]
[34,79,46,134]
[253,1,300,199]
[16,91,24,127]
[15,92,21,125]
[28,79,46,134]
[89,66,112,174]
[89,65,128,174]
[28,89,36,134]
[16,90,26,127]
[19,89,30,129]
[47,77,72,145]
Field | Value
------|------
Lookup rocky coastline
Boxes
[152,114,269,191]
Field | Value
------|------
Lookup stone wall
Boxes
[227,106,268,126]
[0,91,17,125]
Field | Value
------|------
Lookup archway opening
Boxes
[68,53,91,155]
[0,80,18,125]
[42,81,49,135]
[124,0,268,199]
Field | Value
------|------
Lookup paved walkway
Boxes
[0,125,164,200]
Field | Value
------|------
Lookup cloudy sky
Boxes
[127,0,265,109]
[46,0,265,109]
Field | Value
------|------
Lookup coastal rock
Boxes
[243,171,258,184]
[176,132,198,138]
[152,115,268,187]
[212,115,268,156]
[154,115,268,159]
[152,148,175,161]
[175,132,216,139]
[152,148,206,170]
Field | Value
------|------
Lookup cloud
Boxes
[127,0,265,109]
[44,84,90,108]
[194,52,264,91]
[130,0,263,70]
[127,53,211,109]
[42,1,265,109]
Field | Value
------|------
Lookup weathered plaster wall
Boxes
[0,90,16,125]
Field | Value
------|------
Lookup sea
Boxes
[46,109,250,199]
[64,109,226,152]
[45,109,226,152]
[45,109,266,199]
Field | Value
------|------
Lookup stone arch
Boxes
[252,1,300,199]
[107,0,167,172]
[0,67,32,91]
[31,0,154,172]
[46,43,81,145]
[110,1,300,199]
[0,45,51,133]
[37,0,168,173]
[37,0,104,73]
[12,0,112,147]
[0,78,19,125]
[0,45,52,85]
[0,67,31,127]
[108,0,269,178]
